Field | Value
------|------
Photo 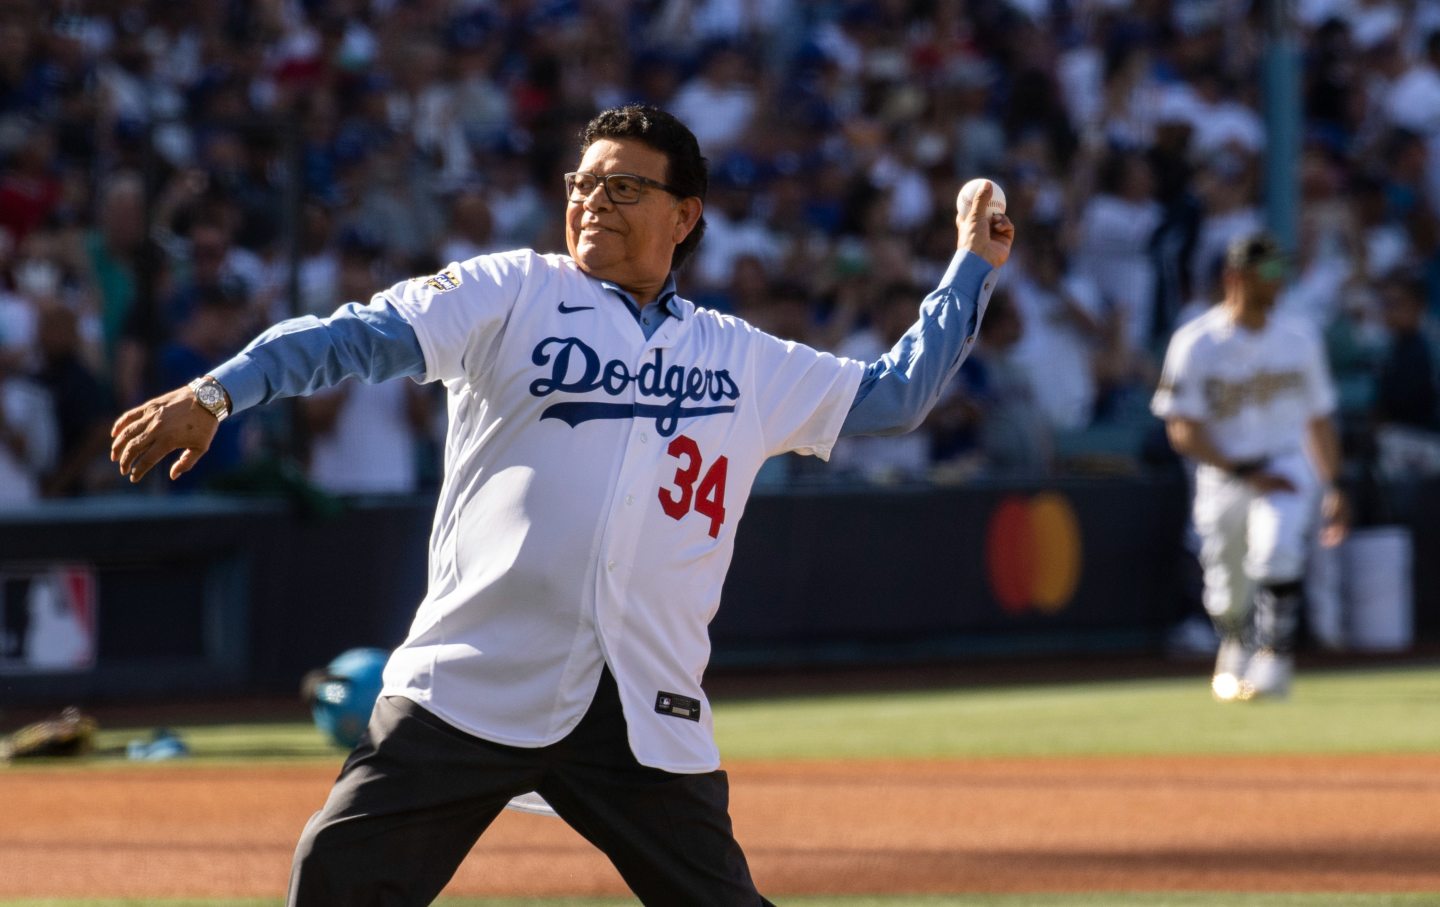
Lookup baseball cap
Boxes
[1226,231,1288,281]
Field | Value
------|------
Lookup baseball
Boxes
[957,178,1006,217]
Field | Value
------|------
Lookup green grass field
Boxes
[8,662,1439,906]
[714,663,1440,759]
[69,662,1440,764]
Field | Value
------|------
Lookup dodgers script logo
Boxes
[529,337,739,436]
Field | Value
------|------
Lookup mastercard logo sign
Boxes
[985,493,1083,614]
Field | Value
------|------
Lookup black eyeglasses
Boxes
[564,171,681,205]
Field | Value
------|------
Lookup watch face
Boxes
[197,384,224,408]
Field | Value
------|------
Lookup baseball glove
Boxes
[1,706,98,761]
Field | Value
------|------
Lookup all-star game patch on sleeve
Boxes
[384,249,535,386]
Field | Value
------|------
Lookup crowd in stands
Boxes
[1,0,1438,505]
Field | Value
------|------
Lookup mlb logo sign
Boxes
[0,564,97,673]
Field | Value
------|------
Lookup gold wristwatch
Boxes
[188,376,231,422]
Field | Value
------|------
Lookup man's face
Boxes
[1227,258,1284,311]
[1244,264,1284,309]
[565,138,699,291]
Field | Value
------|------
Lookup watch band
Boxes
[188,376,231,422]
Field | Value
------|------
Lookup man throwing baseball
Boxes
[1152,232,1347,702]
[111,105,1013,905]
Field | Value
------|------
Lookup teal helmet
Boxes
[304,647,389,748]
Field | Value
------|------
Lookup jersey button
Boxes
[625,495,634,505]
[607,560,617,572]
[639,433,648,443]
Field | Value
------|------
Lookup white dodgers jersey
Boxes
[1151,306,1337,464]
[378,250,865,772]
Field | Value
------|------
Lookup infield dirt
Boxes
[2,754,1438,899]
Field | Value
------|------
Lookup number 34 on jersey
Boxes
[657,434,728,538]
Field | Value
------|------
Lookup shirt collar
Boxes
[600,273,687,320]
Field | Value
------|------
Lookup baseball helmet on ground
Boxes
[303,647,389,748]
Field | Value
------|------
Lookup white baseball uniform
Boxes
[210,233,995,901]
[1151,305,1337,623]
[214,242,994,775]
[373,250,864,773]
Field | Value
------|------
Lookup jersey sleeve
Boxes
[210,296,426,414]
[749,331,867,459]
[1150,329,1208,421]
[383,250,532,386]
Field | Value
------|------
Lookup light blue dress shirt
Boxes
[212,250,997,439]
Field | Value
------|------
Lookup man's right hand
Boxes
[956,181,1015,269]
[111,387,220,483]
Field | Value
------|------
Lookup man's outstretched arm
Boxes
[111,297,425,482]
[841,180,1014,437]
[841,250,997,437]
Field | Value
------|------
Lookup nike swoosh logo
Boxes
[558,301,594,314]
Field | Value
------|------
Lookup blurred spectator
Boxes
[0,127,62,247]
[84,171,168,405]
[438,188,503,266]
[1317,283,1388,425]
[204,129,285,256]
[1279,210,1363,331]
[927,354,989,481]
[454,39,511,150]
[350,140,445,265]
[1383,30,1440,137]
[482,143,550,249]
[33,304,112,497]
[387,36,473,188]
[163,216,263,324]
[1372,275,1440,478]
[1148,94,1202,331]
[150,281,253,492]
[647,0,798,51]
[704,253,772,318]
[303,376,432,496]
[1075,149,1163,354]
[693,157,778,295]
[669,41,759,154]
[830,281,936,483]
[966,289,1053,476]
[302,244,434,496]
[0,341,57,507]
[1187,74,1265,161]
[1008,231,1107,432]
[1190,161,1264,305]
[0,255,37,369]
[1352,170,1415,282]
[733,276,817,346]
[274,203,342,320]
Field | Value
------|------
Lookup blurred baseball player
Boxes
[1152,232,1347,702]
[111,105,1013,905]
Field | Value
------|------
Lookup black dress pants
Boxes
[288,667,773,906]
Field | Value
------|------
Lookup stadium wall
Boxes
[0,475,1434,703]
